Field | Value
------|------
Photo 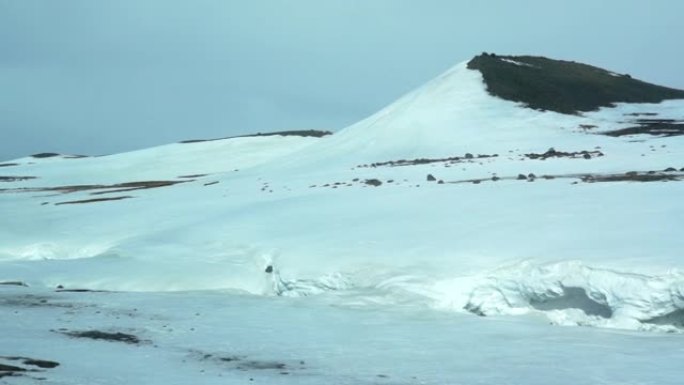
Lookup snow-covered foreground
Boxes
[2,58,684,382]
[3,285,684,385]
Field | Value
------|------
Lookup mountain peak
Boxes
[467,53,684,114]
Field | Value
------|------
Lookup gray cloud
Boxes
[1,0,683,160]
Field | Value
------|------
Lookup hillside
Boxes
[2,54,684,384]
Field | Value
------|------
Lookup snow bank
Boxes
[457,261,684,332]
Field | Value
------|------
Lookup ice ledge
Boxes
[461,261,684,332]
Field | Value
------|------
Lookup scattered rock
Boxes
[426,174,436,182]
[517,174,527,180]
[364,179,382,187]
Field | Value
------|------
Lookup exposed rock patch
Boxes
[524,148,604,160]
[59,330,142,345]
[31,153,60,159]
[0,176,37,182]
[467,53,684,114]
[603,119,684,137]
[55,196,133,206]
[180,130,331,144]
[356,153,498,168]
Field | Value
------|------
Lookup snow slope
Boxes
[2,57,684,383]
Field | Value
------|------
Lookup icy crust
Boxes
[442,261,684,332]
[259,261,684,333]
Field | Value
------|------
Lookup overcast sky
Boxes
[1,0,683,160]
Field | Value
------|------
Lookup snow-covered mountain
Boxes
[2,54,684,384]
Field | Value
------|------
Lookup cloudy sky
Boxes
[2,0,683,160]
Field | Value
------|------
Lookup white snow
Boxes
[2,58,684,383]
[500,57,538,68]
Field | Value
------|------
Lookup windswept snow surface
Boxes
[2,61,684,383]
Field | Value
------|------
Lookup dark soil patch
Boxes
[61,330,141,344]
[357,153,498,168]
[446,169,683,185]
[364,179,383,187]
[603,119,684,137]
[31,153,60,159]
[0,364,26,373]
[0,363,26,379]
[88,180,190,195]
[581,172,681,183]
[0,176,37,182]
[0,281,28,287]
[524,148,604,160]
[198,352,305,374]
[0,294,74,308]
[55,288,109,293]
[180,130,331,143]
[20,359,59,369]
[1,180,189,196]
[1,356,60,380]
[467,53,684,114]
[238,361,287,371]
[55,196,133,205]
